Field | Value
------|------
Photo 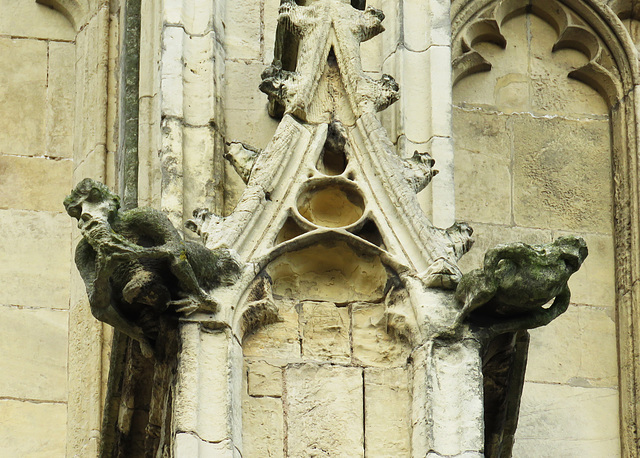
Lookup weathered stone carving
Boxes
[225,142,262,184]
[91,0,598,454]
[455,236,588,334]
[64,178,241,354]
[402,150,439,193]
[260,0,399,120]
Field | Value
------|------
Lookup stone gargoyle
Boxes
[454,235,588,335]
[64,179,241,355]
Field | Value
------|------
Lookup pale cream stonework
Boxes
[1,0,639,457]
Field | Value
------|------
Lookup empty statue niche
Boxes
[275,216,309,245]
[317,121,349,176]
[265,240,388,303]
[297,179,365,228]
[353,219,386,249]
[242,265,414,457]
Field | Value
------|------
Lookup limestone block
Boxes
[0,400,67,457]
[0,306,67,401]
[364,367,411,457]
[163,0,181,25]
[300,301,350,361]
[73,144,108,182]
[425,340,484,455]
[526,305,618,387]
[161,25,185,118]
[175,433,239,457]
[0,38,47,157]
[269,244,388,304]
[366,0,400,65]
[197,329,237,443]
[453,14,608,117]
[0,155,72,212]
[242,396,284,457]
[561,231,615,307]
[263,0,280,64]
[428,135,455,227]
[454,146,511,225]
[403,0,449,51]
[225,60,269,111]
[247,360,283,397]
[74,8,109,158]
[0,209,71,309]
[359,0,395,74]
[512,115,612,233]
[243,298,301,359]
[0,0,74,40]
[159,117,184,226]
[360,35,383,74]
[66,271,104,458]
[182,0,215,36]
[401,46,452,144]
[513,383,620,456]
[285,364,364,457]
[226,0,261,60]
[452,17,528,110]
[138,95,163,208]
[352,302,410,367]
[224,108,279,150]
[183,126,219,216]
[400,49,431,144]
[457,222,553,273]
[174,322,200,434]
[452,107,511,160]
[183,33,217,126]
[426,45,453,140]
[139,0,161,100]
[224,160,247,215]
[46,42,75,158]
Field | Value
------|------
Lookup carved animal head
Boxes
[552,235,588,273]
[403,150,439,193]
[64,178,120,228]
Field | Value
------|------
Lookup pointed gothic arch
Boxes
[452,0,640,454]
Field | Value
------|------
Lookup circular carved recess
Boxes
[297,179,365,228]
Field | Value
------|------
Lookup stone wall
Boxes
[0,1,75,455]
[0,0,634,456]
[453,13,620,455]
[243,299,412,457]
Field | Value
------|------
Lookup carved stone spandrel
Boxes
[352,302,411,367]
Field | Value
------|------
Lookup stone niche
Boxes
[242,153,412,456]
[452,6,620,456]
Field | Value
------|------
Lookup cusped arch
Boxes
[231,229,407,342]
[453,0,625,104]
[452,0,640,454]
[36,0,91,30]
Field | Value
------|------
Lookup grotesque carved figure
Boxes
[64,179,242,354]
[402,150,439,193]
[455,236,588,334]
[260,0,399,116]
